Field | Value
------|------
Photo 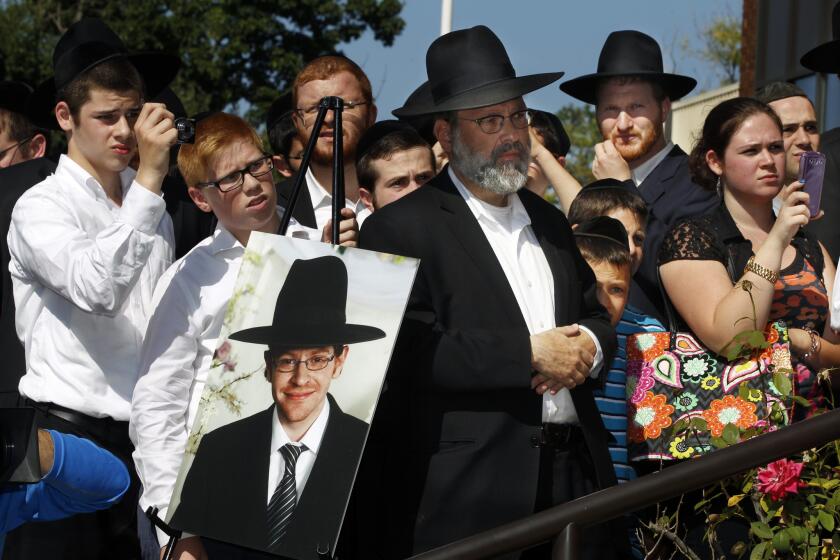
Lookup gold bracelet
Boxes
[744,256,778,285]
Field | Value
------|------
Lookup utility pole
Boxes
[441,0,453,35]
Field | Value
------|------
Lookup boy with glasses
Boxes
[130,112,358,560]
[0,81,47,169]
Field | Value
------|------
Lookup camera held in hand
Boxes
[175,117,196,145]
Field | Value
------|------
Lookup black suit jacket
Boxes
[276,173,317,229]
[806,126,840,261]
[353,170,618,557]
[170,394,368,559]
[629,145,718,320]
[0,157,57,404]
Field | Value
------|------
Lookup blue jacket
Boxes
[0,430,129,551]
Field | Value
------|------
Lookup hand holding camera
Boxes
[134,102,178,194]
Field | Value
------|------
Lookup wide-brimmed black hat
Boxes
[0,81,34,117]
[801,2,840,73]
[560,30,696,105]
[265,91,293,132]
[230,255,386,348]
[392,26,563,118]
[393,82,436,145]
[29,17,180,129]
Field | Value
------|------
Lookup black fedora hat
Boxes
[393,82,436,145]
[560,30,696,105]
[29,17,180,130]
[229,255,386,348]
[0,81,34,117]
[801,2,840,73]
[265,90,293,132]
[392,26,563,118]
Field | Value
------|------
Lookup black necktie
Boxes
[267,443,307,549]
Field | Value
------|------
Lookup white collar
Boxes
[57,154,137,203]
[305,167,333,210]
[631,141,673,187]
[448,167,531,234]
[269,395,331,456]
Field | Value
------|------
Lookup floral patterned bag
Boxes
[625,320,794,461]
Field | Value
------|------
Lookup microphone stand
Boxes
[278,96,345,244]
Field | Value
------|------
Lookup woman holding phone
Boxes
[658,97,840,419]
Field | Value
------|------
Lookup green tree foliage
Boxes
[687,13,742,87]
[0,0,405,122]
[556,103,599,186]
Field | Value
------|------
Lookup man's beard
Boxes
[610,123,661,162]
[307,127,361,166]
[450,131,529,195]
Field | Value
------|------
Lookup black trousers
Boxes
[520,436,628,560]
[2,402,141,560]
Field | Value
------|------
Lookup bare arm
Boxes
[529,129,581,215]
[661,184,810,353]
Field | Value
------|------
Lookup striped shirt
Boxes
[594,305,665,483]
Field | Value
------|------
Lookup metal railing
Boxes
[407,408,840,560]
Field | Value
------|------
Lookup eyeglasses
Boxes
[294,100,369,123]
[459,109,531,134]
[272,353,337,373]
[0,135,33,161]
[197,155,273,192]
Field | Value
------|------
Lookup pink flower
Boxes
[213,341,237,372]
[756,459,806,501]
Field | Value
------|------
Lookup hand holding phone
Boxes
[798,151,826,218]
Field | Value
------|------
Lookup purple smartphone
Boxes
[799,151,826,218]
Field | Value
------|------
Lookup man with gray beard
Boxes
[354,26,621,560]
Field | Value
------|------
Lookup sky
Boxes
[340,0,741,117]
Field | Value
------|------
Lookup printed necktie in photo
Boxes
[267,443,307,550]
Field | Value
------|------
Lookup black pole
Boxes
[331,97,344,245]
[552,522,579,560]
[145,507,182,560]
[277,100,331,236]
[407,408,840,560]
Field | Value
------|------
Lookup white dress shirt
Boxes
[449,168,603,425]
[8,154,174,420]
[304,167,371,232]
[266,398,330,505]
[130,214,314,544]
[631,141,674,187]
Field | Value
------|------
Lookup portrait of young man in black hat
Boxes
[561,30,717,322]
[3,17,179,560]
[170,255,384,559]
[357,25,622,560]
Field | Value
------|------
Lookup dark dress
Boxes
[658,203,829,419]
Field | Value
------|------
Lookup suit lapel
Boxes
[243,407,274,548]
[435,175,527,328]
[637,145,685,206]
